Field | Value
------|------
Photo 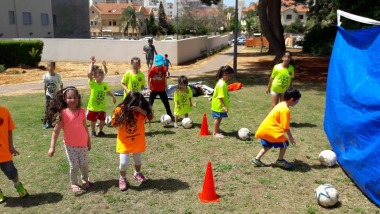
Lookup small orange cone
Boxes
[199,113,210,136]
[198,161,220,203]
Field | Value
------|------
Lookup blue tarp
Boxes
[324,26,380,207]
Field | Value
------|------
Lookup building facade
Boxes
[0,0,54,38]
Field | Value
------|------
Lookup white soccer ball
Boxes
[181,118,193,129]
[238,128,251,140]
[315,184,339,207]
[160,114,172,126]
[105,115,112,127]
[319,150,337,167]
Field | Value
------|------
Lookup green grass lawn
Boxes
[0,74,379,214]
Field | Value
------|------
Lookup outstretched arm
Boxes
[286,129,296,145]
[8,131,19,156]
[102,61,108,75]
[107,91,117,104]
[88,56,96,81]
[48,120,62,157]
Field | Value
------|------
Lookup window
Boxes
[9,11,16,24]
[94,21,97,26]
[41,13,49,25]
[286,14,292,20]
[113,21,116,26]
[23,12,32,25]
[108,21,112,26]
[298,15,304,20]
[90,20,94,26]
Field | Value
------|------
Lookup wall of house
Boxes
[33,35,229,65]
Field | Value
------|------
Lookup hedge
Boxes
[0,40,44,68]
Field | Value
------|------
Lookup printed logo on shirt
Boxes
[131,81,139,91]
[180,94,188,105]
[279,75,290,88]
[96,91,106,105]
[126,123,138,134]
[47,82,57,94]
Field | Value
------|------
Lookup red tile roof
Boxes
[93,3,152,15]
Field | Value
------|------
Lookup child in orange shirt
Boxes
[112,92,153,191]
[251,87,301,169]
[0,106,28,202]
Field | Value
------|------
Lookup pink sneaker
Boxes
[119,177,128,191]
[133,172,147,183]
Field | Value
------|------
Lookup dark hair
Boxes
[131,57,141,64]
[148,38,153,42]
[176,75,189,92]
[215,65,234,79]
[278,51,295,66]
[284,87,301,101]
[48,61,56,70]
[112,92,153,129]
[46,86,82,125]
[164,54,168,57]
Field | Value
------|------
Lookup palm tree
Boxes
[120,7,141,38]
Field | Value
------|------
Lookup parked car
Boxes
[140,36,154,41]
[163,36,177,41]
[237,38,246,46]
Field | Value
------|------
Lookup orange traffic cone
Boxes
[198,161,220,203]
[199,113,210,136]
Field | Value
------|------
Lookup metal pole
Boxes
[233,0,238,76]
[176,0,179,40]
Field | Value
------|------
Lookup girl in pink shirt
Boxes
[47,86,91,192]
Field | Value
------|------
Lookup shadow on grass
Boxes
[75,179,118,196]
[99,134,117,139]
[129,178,190,192]
[146,130,176,136]
[3,192,63,208]
[290,122,317,128]
[292,159,312,173]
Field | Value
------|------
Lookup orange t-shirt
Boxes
[255,102,290,143]
[113,107,147,153]
[0,106,16,163]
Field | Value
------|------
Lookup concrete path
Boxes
[0,46,244,95]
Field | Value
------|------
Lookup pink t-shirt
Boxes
[62,108,88,147]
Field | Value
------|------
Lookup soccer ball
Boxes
[315,184,339,207]
[105,115,112,127]
[319,150,337,167]
[160,114,172,126]
[182,118,193,129]
[238,128,251,140]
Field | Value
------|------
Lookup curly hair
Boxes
[46,86,82,125]
[112,92,153,129]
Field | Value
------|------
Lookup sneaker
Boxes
[14,182,28,198]
[274,159,293,169]
[133,172,147,183]
[213,133,224,138]
[97,131,106,137]
[173,123,179,128]
[251,158,267,167]
[91,131,97,138]
[0,190,4,203]
[119,177,129,191]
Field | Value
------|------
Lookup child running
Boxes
[173,75,193,128]
[87,56,116,137]
[111,92,153,191]
[211,65,234,138]
[0,106,28,203]
[42,61,63,129]
[251,87,301,169]
[163,54,173,77]
[121,57,146,99]
[47,86,91,192]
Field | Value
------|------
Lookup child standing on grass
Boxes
[266,52,295,109]
[47,86,91,192]
[87,56,116,137]
[163,54,173,77]
[112,92,153,191]
[211,65,234,138]
[173,75,192,128]
[121,57,146,99]
[0,106,28,203]
[43,61,63,129]
[148,54,175,121]
[251,87,301,169]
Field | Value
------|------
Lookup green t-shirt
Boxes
[121,70,146,99]
[87,80,110,112]
[174,86,193,116]
[271,63,295,93]
[211,79,230,113]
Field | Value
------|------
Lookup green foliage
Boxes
[0,64,6,72]
[158,2,168,35]
[284,18,305,34]
[0,40,43,68]
[147,14,158,36]
[303,25,336,55]
[119,7,140,37]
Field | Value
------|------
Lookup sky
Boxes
[224,0,257,7]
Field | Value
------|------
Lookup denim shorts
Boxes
[1,161,18,180]
[212,111,228,119]
[261,139,289,148]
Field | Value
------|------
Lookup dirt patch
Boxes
[0,48,329,85]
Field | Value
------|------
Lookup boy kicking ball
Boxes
[251,87,301,169]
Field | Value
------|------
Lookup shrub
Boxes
[0,40,44,68]
[0,64,6,73]
[303,25,337,55]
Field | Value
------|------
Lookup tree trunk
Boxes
[259,0,285,63]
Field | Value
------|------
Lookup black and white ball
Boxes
[181,118,193,129]
[238,128,251,140]
[315,184,339,207]
[160,114,172,126]
[319,150,337,167]
[105,115,112,127]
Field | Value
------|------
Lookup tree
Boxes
[199,0,222,6]
[158,2,168,35]
[147,14,158,36]
[284,18,305,34]
[120,7,140,38]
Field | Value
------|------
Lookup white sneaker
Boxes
[173,123,179,128]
